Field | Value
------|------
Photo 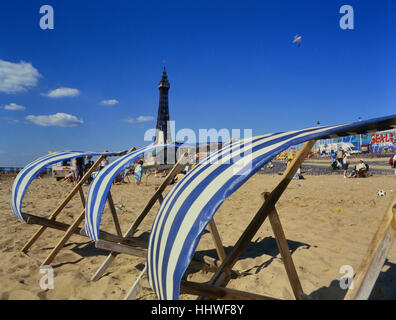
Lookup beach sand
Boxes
[0,163,395,300]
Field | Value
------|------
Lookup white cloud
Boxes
[44,87,80,98]
[1,117,20,124]
[101,99,119,105]
[0,59,41,93]
[25,113,83,127]
[3,103,26,111]
[122,116,155,123]
[137,116,155,122]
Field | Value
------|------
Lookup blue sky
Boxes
[0,0,395,166]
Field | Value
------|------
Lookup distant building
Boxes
[310,129,396,155]
[285,129,395,156]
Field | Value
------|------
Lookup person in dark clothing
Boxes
[75,157,85,182]
[84,156,93,174]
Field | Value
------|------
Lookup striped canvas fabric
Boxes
[147,115,396,300]
[10,150,125,222]
[84,144,171,241]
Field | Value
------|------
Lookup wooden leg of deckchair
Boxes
[91,152,189,281]
[89,193,125,280]
[107,192,122,237]
[90,190,165,282]
[197,219,228,299]
[205,140,315,294]
[41,208,86,266]
[158,194,164,205]
[124,264,147,300]
[21,155,104,254]
[78,185,86,208]
[208,219,227,263]
[124,270,280,301]
[262,193,305,300]
[344,193,396,300]
[90,252,118,281]
[181,280,279,300]
[95,239,146,257]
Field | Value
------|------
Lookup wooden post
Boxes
[90,151,189,281]
[78,185,86,208]
[124,265,147,300]
[208,219,227,262]
[41,208,86,266]
[262,192,305,300]
[95,239,146,258]
[21,155,105,253]
[107,192,122,237]
[344,193,396,300]
[180,281,278,300]
[207,140,315,289]
[158,194,164,205]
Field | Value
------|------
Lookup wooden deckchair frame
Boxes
[344,191,396,300]
[179,140,396,300]
[90,151,190,281]
[119,142,314,300]
[20,148,136,266]
[18,148,224,277]
[90,151,228,283]
[176,140,316,300]
[121,216,228,300]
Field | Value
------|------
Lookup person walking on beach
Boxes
[342,153,350,178]
[134,160,144,186]
[84,156,92,174]
[336,147,344,168]
[286,154,293,167]
[394,154,396,175]
[75,157,85,182]
[391,153,396,175]
[331,151,338,170]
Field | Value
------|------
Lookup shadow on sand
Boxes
[194,236,312,277]
[309,259,396,300]
[41,240,109,258]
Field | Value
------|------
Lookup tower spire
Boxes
[158,65,170,89]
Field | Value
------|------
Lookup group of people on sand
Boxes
[62,156,97,184]
[331,147,369,178]
[113,159,144,186]
[62,154,145,186]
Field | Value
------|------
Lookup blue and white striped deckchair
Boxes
[146,115,396,300]
[84,144,172,241]
[10,150,124,222]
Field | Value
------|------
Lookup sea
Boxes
[0,167,51,174]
